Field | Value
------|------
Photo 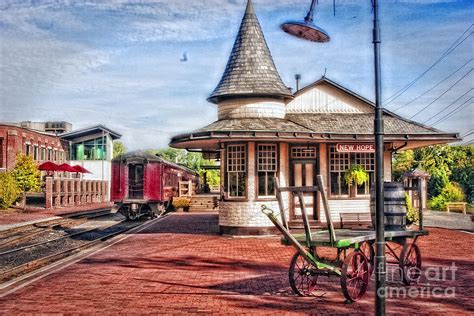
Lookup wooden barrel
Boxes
[370,182,407,231]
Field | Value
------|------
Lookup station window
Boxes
[40,147,45,161]
[329,145,375,197]
[226,144,246,198]
[257,144,277,197]
[33,145,38,161]
[54,149,58,161]
[47,149,52,161]
[25,144,31,156]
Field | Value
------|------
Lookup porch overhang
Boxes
[169,130,460,152]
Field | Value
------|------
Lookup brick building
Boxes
[169,1,460,235]
[0,124,67,171]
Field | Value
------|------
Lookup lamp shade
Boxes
[281,20,330,42]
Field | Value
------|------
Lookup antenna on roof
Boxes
[323,67,327,77]
[295,74,301,91]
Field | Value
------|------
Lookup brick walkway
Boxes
[1,213,473,315]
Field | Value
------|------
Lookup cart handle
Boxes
[261,205,274,216]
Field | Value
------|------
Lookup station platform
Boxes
[0,213,472,314]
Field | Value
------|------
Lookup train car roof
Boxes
[112,150,198,175]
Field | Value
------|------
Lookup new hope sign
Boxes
[336,143,375,153]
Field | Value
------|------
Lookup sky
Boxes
[0,0,472,149]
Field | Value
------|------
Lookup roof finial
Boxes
[245,0,255,15]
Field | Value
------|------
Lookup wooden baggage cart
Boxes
[261,175,428,302]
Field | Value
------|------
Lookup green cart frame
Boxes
[262,175,428,302]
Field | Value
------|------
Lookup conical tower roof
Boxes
[208,0,293,104]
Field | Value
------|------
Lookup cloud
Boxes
[0,0,472,150]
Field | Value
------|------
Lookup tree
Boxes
[12,153,41,207]
[392,150,414,181]
[148,148,221,188]
[113,141,127,158]
[0,172,20,210]
[392,145,473,203]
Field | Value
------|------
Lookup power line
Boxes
[460,130,474,137]
[409,69,473,119]
[384,24,473,106]
[391,59,473,112]
[432,97,473,125]
[423,88,473,123]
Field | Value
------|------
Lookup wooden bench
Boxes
[340,212,372,229]
[446,202,467,214]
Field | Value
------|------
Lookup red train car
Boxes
[111,151,198,220]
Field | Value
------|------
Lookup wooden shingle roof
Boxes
[207,0,293,104]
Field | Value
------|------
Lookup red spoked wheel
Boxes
[289,251,319,296]
[358,241,375,276]
[341,252,370,302]
[399,243,422,285]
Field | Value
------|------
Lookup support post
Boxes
[373,0,386,314]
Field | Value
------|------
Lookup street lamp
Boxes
[281,0,386,314]
[281,0,330,42]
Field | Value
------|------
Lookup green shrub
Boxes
[0,172,21,210]
[428,168,449,198]
[405,193,419,224]
[172,197,190,209]
[428,182,465,210]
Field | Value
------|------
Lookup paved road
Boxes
[1,213,473,314]
[423,211,473,231]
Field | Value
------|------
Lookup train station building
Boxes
[170,1,459,235]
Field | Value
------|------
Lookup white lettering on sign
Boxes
[336,143,375,153]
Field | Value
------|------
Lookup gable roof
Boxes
[207,0,293,104]
[60,125,121,140]
[293,76,445,134]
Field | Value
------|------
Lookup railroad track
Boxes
[0,217,143,283]
[0,208,112,250]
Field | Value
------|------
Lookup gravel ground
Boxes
[0,214,141,275]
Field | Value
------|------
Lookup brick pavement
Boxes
[0,213,473,315]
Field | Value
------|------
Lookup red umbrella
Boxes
[38,161,59,171]
[72,165,92,174]
[58,163,79,172]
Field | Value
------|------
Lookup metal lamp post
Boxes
[281,0,386,314]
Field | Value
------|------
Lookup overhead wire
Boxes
[391,58,473,112]
[409,69,473,119]
[432,97,473,125]
[423,88,473,123]
[384,24,473,106]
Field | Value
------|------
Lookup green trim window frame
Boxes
[71,136,107,161]
[47,148,52,161]
[226,144,247,198]
[329,145,375,197]
[257,144,277,197]
[40,147,45,161]
[54,149,58,161]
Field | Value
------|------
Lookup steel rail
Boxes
[0,222,140,283]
